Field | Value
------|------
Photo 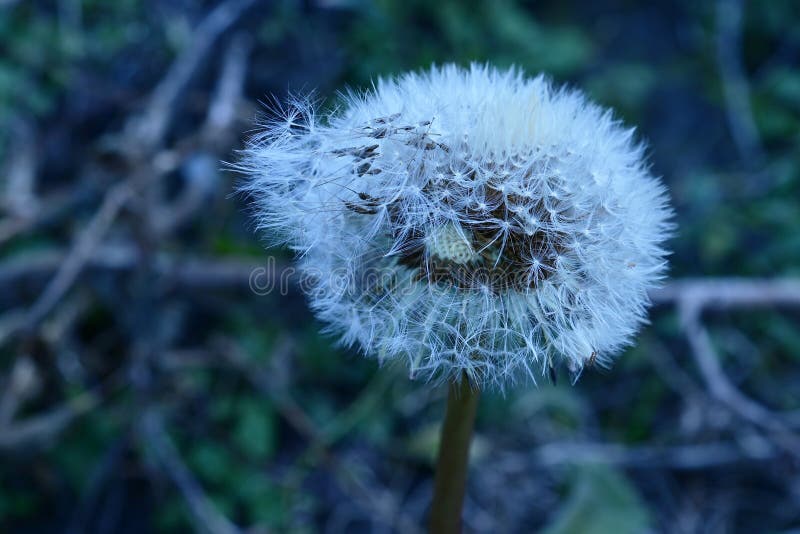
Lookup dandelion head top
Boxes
[240,64,672,390]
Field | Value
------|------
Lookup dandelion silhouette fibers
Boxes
[239,64,672,390]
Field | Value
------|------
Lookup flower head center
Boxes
[428,224,476,265]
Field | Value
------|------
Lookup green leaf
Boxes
[234,398,276,460]
[189,443,233,485]
[542,464,651,534]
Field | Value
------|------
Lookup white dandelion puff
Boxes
[238,64,673,390]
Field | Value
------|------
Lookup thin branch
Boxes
[216,337,422,534]
[533,439,776,470]
[2,118,38,218]
[204,32,252,136]
[66,438,128,534]
[0,356,40,426]
[126,0,255,148]
[0,392,98,451]
[24,183,133,329]
[680,302,800,456]
[0,244,276,297]
[139,410,241,534]
[7,245,800,312]
[651,278,800,309]
[0,189,86,247]
[716,0,766,167]
[217,336,322,442]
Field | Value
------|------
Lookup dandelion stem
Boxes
[429,375,479,534]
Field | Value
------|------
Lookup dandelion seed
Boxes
[238,64,673,390]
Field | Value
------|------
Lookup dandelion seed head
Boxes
[239,64,673,390]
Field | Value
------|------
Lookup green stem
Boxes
[429,376,480,534]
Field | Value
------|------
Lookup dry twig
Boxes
[716,0,766,167]
[0,391,98,451]
[679,301,800,457]
[24,184,133,329]
[652,278,800,309]
[205,32,252,136]
[126,0,256,148]
[534,439,775,469]
[139,410,242,534]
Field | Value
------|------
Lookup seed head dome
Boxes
[240,64,672,389]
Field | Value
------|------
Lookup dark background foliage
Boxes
[1,1,799,532]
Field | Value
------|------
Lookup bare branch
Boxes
[534,439,775,470]
[215,337,422,533]
[679,302,800,456]
[126,0,256,148]
[24,184,133,329]
[0,356,40,426]
[0,189,84,247]
[0,244,274,301]
[651,278,800,309]
[216,336,322,442]
[716,0,766,167]
[139,410,241,534]
[6,246,800,313]
[0,392,98,451]
[2,118,38,218]
[205,32,252,136]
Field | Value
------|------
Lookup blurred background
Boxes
[1,0,799,532]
